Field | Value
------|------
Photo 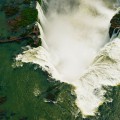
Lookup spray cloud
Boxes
[16,0,120,117]
[43,0,114,82]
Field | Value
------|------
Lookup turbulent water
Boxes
[16,0,120,117]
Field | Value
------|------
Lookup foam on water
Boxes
[15,0,120,117]
[16,46,61,80]
[75,38,120,116]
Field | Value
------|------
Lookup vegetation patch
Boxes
[4,5,19,17]
[20,8,38,27]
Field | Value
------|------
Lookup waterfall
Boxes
[16,46,61,80]
[36,22,48,50]
[36,1,47,27]
[36,1,48,50]
[15,0,120,117]
[15,2,61,81]
[74,37,120,116]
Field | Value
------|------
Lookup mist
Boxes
[41,0,116,116]
[43,0,114,82]
[16,0,119,117]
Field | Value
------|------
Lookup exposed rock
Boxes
[109,12,120,38]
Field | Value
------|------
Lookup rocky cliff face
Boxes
[109,11,120,38]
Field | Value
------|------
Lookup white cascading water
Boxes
[16,2,61,80]
[16,0,120,117]
[36,2,48,50]
[43,0,114,82]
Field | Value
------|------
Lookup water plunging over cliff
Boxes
[16,0,120,117]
